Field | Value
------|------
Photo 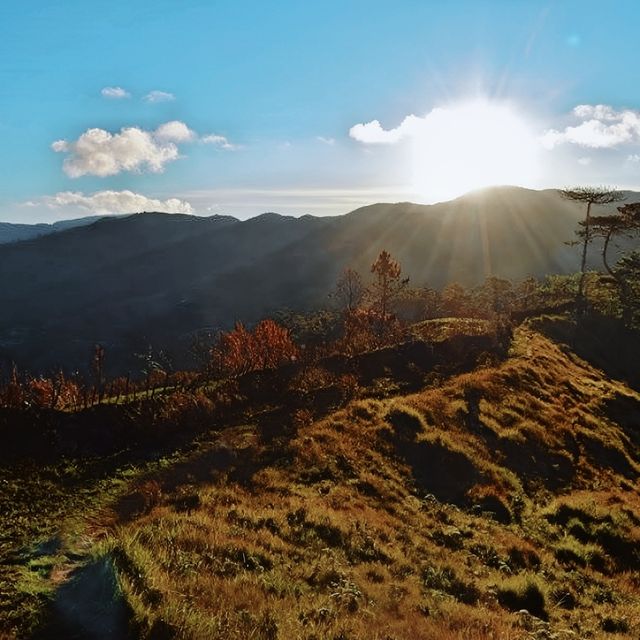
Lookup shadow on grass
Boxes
[33,556,132,640]
[533,313,640,390]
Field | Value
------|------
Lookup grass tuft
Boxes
[496,574,547,620]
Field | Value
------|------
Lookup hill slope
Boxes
[0,187,637,373]
[9,320,639,640]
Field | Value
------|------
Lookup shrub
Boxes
[289,367,334,394]
[118,480,162,519]
[554,539,588,568]
[468,486,512,524]
[550,586,577,610]
[553,537,608,573]
[507,545,541,571]
[594,522,640,570]
[601,616,629,633]
[566,517,590,542]
[336,373,359,400]
[385,405,426,440]
[171,488,201,513]
[422,565,480,604]
[212,319,298,376]
[158,390,215,426]
[292,408,313,429]
[497,575,547,620]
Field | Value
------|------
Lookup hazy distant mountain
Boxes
[0,186,637,374]
[0,215,108,244]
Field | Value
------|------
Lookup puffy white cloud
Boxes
[46,190,193,214]
[154,120,196,142]
[349,115,424,144]
[51,139,69,152]
[541,104,640,149]
[52,121,237,177]
[201,133,237,149]
[572,105,619,121]
[51,125,182,177]
[143,90,175,103]
[101,86,130,99]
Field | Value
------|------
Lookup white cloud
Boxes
[349,115,424,144]
[349,100,541,202]
[572,105,618,121]
[101,86,130,99]
[51,139,69,153]
[316,136,336,145]
[154,120,196,142]
[577,156,592,165]
[143,90,175,103]
[201,133,237,149]
[627,154,640,164]
[52,121,237,177]
[45,190,193,214]
[51,125,182,177]
[541,104,640,149]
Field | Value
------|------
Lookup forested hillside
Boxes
[0,187,636,374]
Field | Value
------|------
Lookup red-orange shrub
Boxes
[212,319,299,377]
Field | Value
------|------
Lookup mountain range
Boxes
[1,186,637,374]
[0,215,107,245]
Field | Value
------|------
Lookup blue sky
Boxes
[2,0,640,221]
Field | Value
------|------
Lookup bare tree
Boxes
[91,343,106,402]
[333,268,365,312]
[560,186,625,312]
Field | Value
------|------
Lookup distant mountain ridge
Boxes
[0,215,111,244]
[0,186,638,374]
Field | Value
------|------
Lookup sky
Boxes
[2,0,640,222]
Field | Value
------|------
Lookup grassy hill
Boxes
[2,316,639,639]
[1,186,638,375]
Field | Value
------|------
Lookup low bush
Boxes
[601,616,630,633]
[422,565,480,605]
[496,575,547,620]
[385,405,426,440]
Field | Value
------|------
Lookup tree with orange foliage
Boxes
[212,319,298,377]
[2,364,24,408]
[340,307,381,355]
[214,322,256,376]
[252,319,299,369]
[27,376,55,408]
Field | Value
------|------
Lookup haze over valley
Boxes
[0,186,635,374]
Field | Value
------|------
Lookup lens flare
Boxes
[411,99,540,202]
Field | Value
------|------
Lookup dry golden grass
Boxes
[83,325,640,639]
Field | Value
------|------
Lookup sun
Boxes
[411,99,540,202]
